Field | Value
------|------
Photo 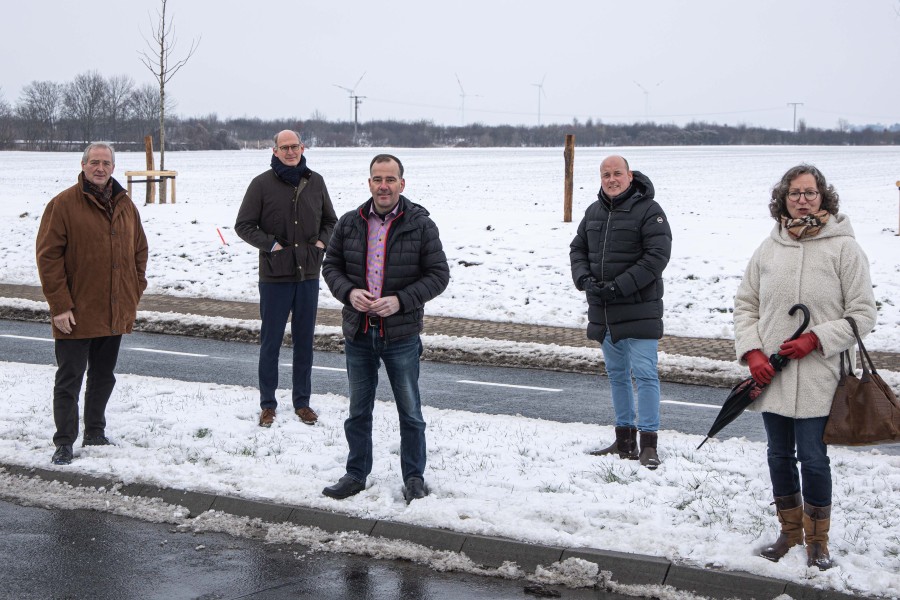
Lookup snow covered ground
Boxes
[1,147,899,597]
[0,361,898,598]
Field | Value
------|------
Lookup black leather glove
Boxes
[596,281,617,301]
[577,274,594,291]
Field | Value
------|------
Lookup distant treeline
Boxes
[3,72,900,150]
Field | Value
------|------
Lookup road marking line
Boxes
[130,347,208,357]
[457,380,562,392]
[280,363,346,372]
[0,334,53,342]
[662,400,720,409]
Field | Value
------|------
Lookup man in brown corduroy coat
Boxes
[36,142,148,466]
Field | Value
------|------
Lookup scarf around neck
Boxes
[271,154,311,187]
[83,176,116,220]
[782,209,831,239]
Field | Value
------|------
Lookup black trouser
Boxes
[52,336,122,446]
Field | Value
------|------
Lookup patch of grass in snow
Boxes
[538,481,575,494]
[590,462,639,484]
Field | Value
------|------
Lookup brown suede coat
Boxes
[36,173,149,339]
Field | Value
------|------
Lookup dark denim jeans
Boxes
[53,335,122,446]
[762,412,831,507]
[258,280,319,410]
[343,328,425,484]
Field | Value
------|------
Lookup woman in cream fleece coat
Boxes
[734,164,877,571]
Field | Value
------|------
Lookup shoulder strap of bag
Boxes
[839,349,853,378]
[845,316,876,381]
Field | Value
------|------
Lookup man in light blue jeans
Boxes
[570,155,672,469]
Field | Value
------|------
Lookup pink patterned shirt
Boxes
[365,203,401,302]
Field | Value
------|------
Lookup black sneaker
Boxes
[82,435,112,447]
[403,477,428,504]
[51,445,73,465]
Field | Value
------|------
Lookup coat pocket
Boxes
[264,247,297,277]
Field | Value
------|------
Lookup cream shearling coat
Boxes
[734,213,877,418]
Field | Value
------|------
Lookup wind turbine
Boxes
[531,75,547,126]
[633,80,661,119]
[455,73,480,126]
[333,72,366,142]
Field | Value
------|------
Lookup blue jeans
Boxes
[601,334,660,432]
[762,412,831,507]
[343,329,425,483]
[258,280,319,410]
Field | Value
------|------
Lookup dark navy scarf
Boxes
[271,153,311,187]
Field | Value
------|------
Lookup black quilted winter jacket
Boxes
[323,195,450,341]
[569,171,672,343]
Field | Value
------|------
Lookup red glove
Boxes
[745,350,775,385]
[779,331,819,360]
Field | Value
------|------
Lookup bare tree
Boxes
[104,75,135,141]
[64,71,108,143]
[139,0,199,202]
[0,87,13,147]
[17,80,63,148]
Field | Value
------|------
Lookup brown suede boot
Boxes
[590,426,638,459]
[803,503,834,570]
[760,492,803,561]
[638,431,660,469]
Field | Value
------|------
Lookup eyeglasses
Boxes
[277,144,301,153]
[787,190,819,202]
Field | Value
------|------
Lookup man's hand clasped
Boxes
[580,275,617,302]
[349,289,400,317]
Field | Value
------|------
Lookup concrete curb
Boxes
[0,463,872,600]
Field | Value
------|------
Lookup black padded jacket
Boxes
[323,195,449,341]
[570,171,672,342]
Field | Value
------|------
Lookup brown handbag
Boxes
[823,317,900,446]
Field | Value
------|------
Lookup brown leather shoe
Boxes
[258,408,276,427]
[295,406,318,425]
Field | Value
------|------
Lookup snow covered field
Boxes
[1,146,899,597]
[1,146,898,350]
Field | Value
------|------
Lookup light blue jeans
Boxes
[601,333,661,432]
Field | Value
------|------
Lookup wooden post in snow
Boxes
[563,134,575,222]
[144,136,157,204]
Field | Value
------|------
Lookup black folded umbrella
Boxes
[697,303,810,449]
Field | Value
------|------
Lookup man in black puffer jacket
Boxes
[570,155,672,469]
[322,154,449,504]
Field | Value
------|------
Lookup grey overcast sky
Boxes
[3,0,900,130]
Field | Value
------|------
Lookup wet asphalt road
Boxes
[0,498,632,600]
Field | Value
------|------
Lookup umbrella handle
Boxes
[770,303,811,371]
